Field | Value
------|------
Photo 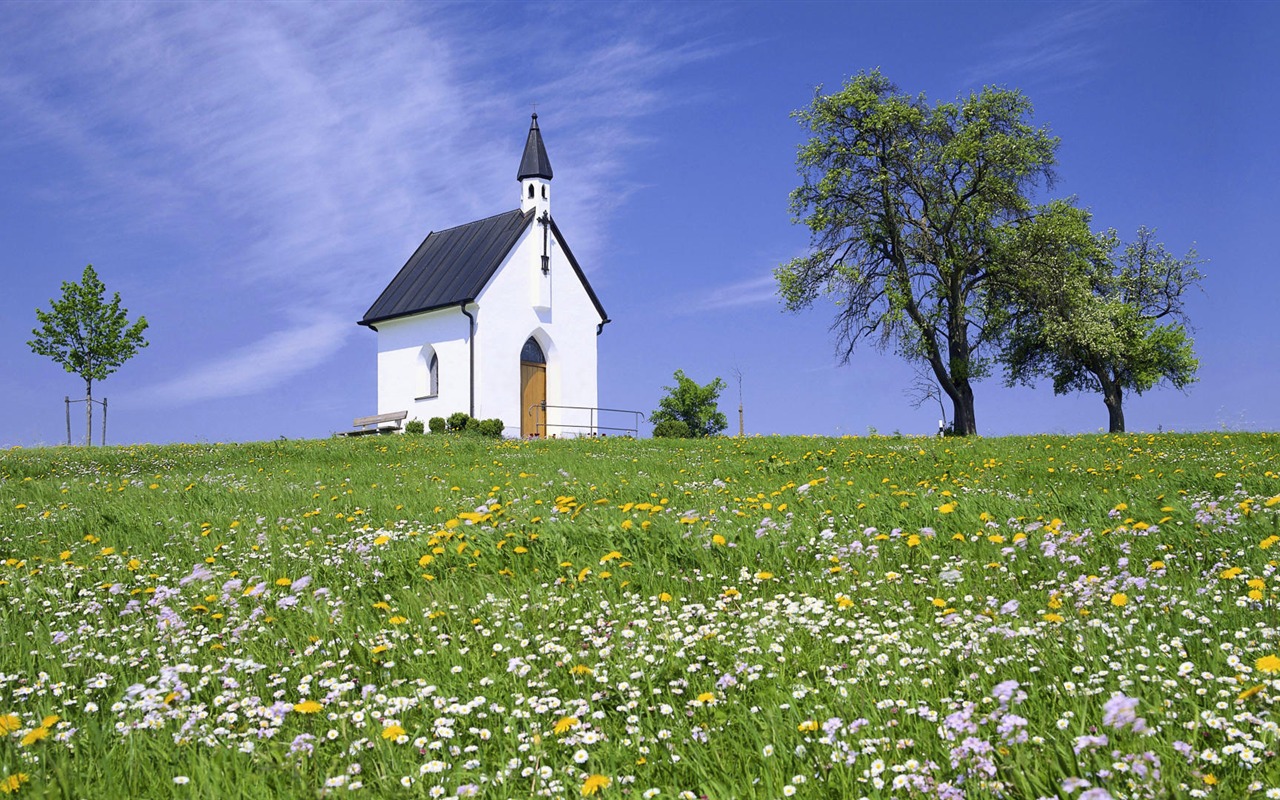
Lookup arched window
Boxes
[528,184,535,198]
[541,185,548,199]
[416,345,438,399]
[520,337,545,364]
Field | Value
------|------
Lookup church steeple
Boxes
[518,113,552,215]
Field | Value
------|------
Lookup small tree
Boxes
[28,265,149,446]
[1002,219,1203,433]
[650,370,727,438]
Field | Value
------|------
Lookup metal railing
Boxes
[525,403,643,438]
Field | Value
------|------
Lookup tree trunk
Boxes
[1104,384,1125,433]
[951,380,977,436]
[85,379,93,447]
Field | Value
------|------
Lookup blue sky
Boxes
[2,1,1276,446]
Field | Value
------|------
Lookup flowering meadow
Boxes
[1,432,1279,799]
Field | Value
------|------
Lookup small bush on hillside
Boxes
[478,419,505,438]
[650,369,727,437]
[447,412,471,432]
[464,417,482,434]
[429,417,447,434]
[404,419,425,435]
[652,419,691,438]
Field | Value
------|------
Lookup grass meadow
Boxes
[1,432,1278,799]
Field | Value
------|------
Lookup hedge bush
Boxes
[652,419,691,438]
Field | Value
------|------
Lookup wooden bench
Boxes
[338,411,409,436]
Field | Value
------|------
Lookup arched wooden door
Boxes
[520,337,546,438]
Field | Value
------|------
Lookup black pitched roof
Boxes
[517,114,553,180]
[358,209,609,327]
[359,209,533,326]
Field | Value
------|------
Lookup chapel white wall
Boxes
[374,310,471,425]
[474,223,601,438]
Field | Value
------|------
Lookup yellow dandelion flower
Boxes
[658,592,673,602]
[418,554,434,567]
[1256,654,1280,674]
[1261,536,1279,550]
[388,616,408,625]
[293,701,323,713]
[275,577,291,586]
[1110,593,1128,607]
[711,534,726,546]
[372,601,391,611]
[570,665,594,676]
[797,720,819,732]
[1148,560,1165,571]
[1,774,30,794]
[1265,495,1280,507]
[600,551,622,564]
[20,727,48,746]
[581,774,611,796]
[1220,567,1243,580]
[939,502,957,514]
[381,724,406,740]
[906,534,921,547]
[554,716,579,735]
[755,571,773,580]
[696,692,716,705]
[1237,684,1264,701]
[0,715,20,734]
[1043,613,1065,623]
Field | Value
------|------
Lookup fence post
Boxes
[102,397,108,447]
[65,396,71,446]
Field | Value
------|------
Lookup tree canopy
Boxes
[776,71,1059,435]
[650,370,727,438]
[1001,220,1203,432]
[29,265,149,445]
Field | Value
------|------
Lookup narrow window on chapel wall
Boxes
[416,346,438,399]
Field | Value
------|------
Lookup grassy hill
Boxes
[1,433,1277,798]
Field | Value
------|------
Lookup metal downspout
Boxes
[460,303,476,417]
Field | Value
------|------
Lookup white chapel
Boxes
[358,115,608,438]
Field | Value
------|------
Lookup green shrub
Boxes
[478,418,505,438]
[447,412,471,432]
[404,419,425,435]
[652,419,691,438]
[428,417,447,434]
[464,417,482,434]
[650,369,727,437]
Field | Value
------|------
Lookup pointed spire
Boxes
[517,113,553,181]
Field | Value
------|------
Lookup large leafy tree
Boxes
[29,265,149,445]
[1002,219,1203,433]
[650,370,728,438]
[776,71,1058,435]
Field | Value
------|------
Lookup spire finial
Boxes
[517,111,553,181]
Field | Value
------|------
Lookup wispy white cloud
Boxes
[963,3,1125,91]
[129,312,352,405]
[691,274,780,312]
[0,3,718,406]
